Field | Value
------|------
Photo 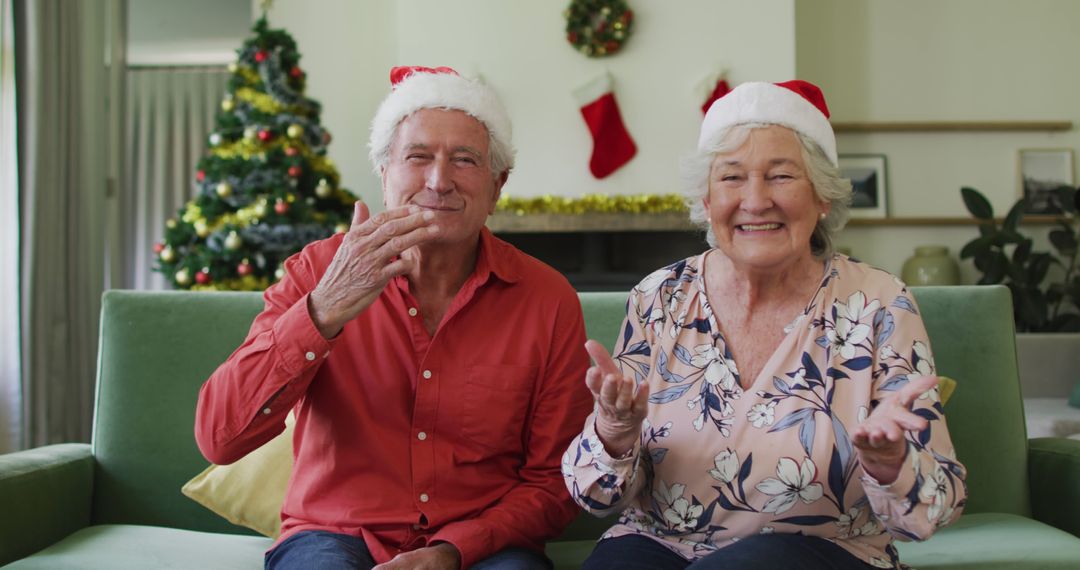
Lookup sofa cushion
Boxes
[4,524,273,569]
[896,512,1080,569]
[181,414,295,538]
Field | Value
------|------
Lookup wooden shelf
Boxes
[488,212,1065,233]
[832,121,1072,133]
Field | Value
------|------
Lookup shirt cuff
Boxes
[271,292,335,378]
[583,416,642,478]
[860,441,920,498]
[429,521,493,570]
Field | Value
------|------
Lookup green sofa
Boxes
[2,286,1079,569]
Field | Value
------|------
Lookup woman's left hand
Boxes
[852,375,939,484]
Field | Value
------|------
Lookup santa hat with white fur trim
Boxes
[698,80,837,166]
[368,66,515,172]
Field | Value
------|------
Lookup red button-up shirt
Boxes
[195,228,592,567]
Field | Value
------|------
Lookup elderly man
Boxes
[195,66,592,570]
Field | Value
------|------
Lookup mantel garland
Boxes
[563,0,634,57]
[496,193,686,216]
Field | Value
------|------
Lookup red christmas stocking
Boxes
[574,72,637,179]
[700,72,731,114]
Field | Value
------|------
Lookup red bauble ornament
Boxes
[258,129,272,142]
[289,66,303,78]
[322,131,332,144]
[274,200,289,215]
[196,170,206,182]
[237,262,253,277]
[287,165,302,178]
[284,146,299,157]
[255,50,268,63]
[195,270,211,284]
[153,242,165,254]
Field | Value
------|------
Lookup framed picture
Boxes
[838,154,888,219]
[1019,148,1075,214]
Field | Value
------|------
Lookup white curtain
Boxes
[17,0,120,447]
[0,0,19,453]
[122,67,228,290]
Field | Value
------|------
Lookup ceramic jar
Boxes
[901,245,960,286]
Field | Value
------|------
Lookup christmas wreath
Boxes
[564,0,634,58]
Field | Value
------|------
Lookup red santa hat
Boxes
[698,80,837,166]
[368,66,514,170]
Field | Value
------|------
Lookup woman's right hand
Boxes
[584,340,649,458]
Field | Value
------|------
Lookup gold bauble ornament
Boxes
[166,218,177,229]
[175,268,191,286]
[221,99,235,112]
[159,246,175,263]
[194,220,210,238]
[244,126,258,141]
[286,124,304,139]
[227,62,239,73]
[274,266,285,280]
[253,200,268,217]
[224,231,242,250]
[215,182,233,197]
[334,223,349,234]
[315,179,332,198]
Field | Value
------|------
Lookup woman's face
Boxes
[704,125,828,272]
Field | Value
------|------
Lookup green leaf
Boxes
[982,251,1008,284]
[1049,229,1077,255]
[960,235,994,259]
[1013,239,1033,265]
[995,229,1025,245]
[1029,254,1053,285]
[961,187,994,219]
[1054,186,1078,214]
[1002,199,1025,231]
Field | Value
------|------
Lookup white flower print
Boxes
[759,526,775,534]
[690,344,738,389]
[838,291,881,322]
[827,314,871,360]
[913,340,935,376]
[667,289,686,314]
[747,401,778,428]
[869,556,894,569]
[755,457,824,514]
[836,507,863,538]
[878,345,897,361]
[671,309,688,339]
[789,368,808,388]
[637,268,669,294]
[708,449,739,483]
[663,496,704,532]
[919,464,950,523]
[647,307,665,338]
[653,480,685,507]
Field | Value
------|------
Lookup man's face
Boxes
[381,108,506,247]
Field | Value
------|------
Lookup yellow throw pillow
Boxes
[181,413,294,538]
[938,375,958,406]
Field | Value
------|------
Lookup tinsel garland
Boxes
[496,193,687,215]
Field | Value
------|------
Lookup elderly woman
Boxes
[563,80,966,570]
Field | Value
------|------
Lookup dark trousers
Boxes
[582,533,877,570]
[265,530,552,570]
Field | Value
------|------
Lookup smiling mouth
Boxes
[414,204,461,212]
[736,223,783,231]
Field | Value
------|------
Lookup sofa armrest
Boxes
[1029,437,1080,537]
[0,443,95,564]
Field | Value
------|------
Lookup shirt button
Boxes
[419,493,429,503]
[422,370,432,379]
[305,351,316,361]
[408,307,418,317]
[417,431,427,441]
[262,408,271,415]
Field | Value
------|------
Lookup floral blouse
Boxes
[562,253,967,569]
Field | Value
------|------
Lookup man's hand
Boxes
[584,340,649,458]
[852,374,939,484]
[308,201,439,338]
[372,543,460,570]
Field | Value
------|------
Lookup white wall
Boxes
[797,0,1079,276]
[127,0,251,65]
[268,0,796,207]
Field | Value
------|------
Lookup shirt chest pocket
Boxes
[460,364,537,457]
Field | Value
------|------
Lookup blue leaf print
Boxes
[892,528,923,542]
[623,320,634,348]
[799,417,816,456]
[876,311,895,346]
[843,356,873,371]
[716,489,755,513]
[827,367,849,380]
[878,375,909,392]
[624,340,651,357]
[689,318,711,333]
[705,391,723,412]
[773,376,792,395]
[774,515,837,526]
[768,407,815,433]
[656,351,685,383]
[650,447,669,464]
[828,446,846,513]
[815,335,830,348]
[831,414,853,474]
[737,453,753,503]
[581,495,616,511]
[801,352,823,382]
[914,408,939,446]
[649,383,692,404]
[673,343,694,366]
[872,306,887,329]
[891,295,918,315]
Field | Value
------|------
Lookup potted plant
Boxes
[959,185,1080,408]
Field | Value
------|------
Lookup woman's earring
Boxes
[819,212,827,220]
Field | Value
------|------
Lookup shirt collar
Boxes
[475,226,522,285]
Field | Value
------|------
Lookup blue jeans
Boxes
[581,533,877,570]
[265,530,552,569]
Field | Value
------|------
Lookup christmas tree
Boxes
[154,15,356,291]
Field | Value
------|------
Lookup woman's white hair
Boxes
[681,124,851,258]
